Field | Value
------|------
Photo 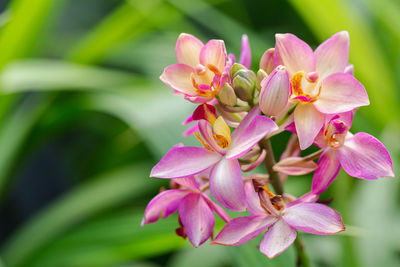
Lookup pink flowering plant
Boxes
[142,32,394,265]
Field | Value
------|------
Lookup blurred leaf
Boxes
[0,163,156,267]
[0,59,144,93]
[289,0,399,129]
[68,0,181,64]
[0,0,65,68]
[167,244,229,267]
[27,209,185,267]
[0,94,51,196]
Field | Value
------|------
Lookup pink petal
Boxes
[151,146,221,178]
[230,105,260,143]
[183,123,198,137]
[160,64,196,96]
[200,40,227,73]
[273,156,318,176]
[239,34,251,68]
[337,132,394,179]
[209,158,246,211]
[283,202,345,235]
[203,196,231,222]
[179,193,215,247]
[244,181,265,215]
[259,48,275,74]
[315,31,350,79]
[142,189,188,225]
[311,149,341,194]
[294,104,325,150]
[226,116,278,159]
[175,33,204,68]
[174,176,200,191]
[314,73,369,114]
[259,66,291,116]
[344,64,354,75]
[259,219,296,258]
[211,215,276,246]
[274,33,316,75]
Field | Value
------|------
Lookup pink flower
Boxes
[211,184,344,258]
[311,113,394,194]
[150,106,278,212]
[142,176,230,247]
[274,31,369,149]
[239,34,251,68]
[160,33,229,103]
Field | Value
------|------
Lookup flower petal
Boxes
[160,64,196,95]
[283,202,345,235]
[211,215,276,246]
[200,40,227,73]
[179,193,215,247]
[203,195,231,222]
[294,103,325,150]
[151,146,221,178]
[337,132,394,179]
[239,34,251,68]
[230,105,260,143]
[198,120,227,154]
[176,33,204,68]
[314,73,369,114]
[260,48,275,74]
[226,116,278,159]
[274,33,316,75]
[311,149,341,194]
[142,189,188,225]
[259,219,296,258]
[209,158,246,211]
[315,31,350,79]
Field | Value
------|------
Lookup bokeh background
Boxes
[0,0,399,266]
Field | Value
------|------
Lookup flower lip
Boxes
[289,71,321,104]
[324,116,349,149]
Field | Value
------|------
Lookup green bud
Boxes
[218,83,237,106]
[256,69,268,91]
[230,63,246,78]
[232,69,256,102]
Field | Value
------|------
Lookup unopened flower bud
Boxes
[273,156,318,176]
[259,66,290,116]
[259,48,275,74]
[230,63,246,78]
[256,69,268,91]
[218,83,237,106]
[232,69,256,102]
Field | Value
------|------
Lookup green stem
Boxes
[258,138,283,195]
[293,232,311,267]
[258,137,311,266]
[277,103,297,126]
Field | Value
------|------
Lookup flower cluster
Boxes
[142,32,394,258]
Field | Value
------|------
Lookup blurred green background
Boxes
[0,0,398,266]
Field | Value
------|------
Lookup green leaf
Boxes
[0,163,157,267]
[26,209,185,267]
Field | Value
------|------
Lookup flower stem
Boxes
[258,137,284,195]
[293,232,311,267]
[259,137,311,266]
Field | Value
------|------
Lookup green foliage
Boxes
[0,0,398,266]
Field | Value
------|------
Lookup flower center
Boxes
[289,71,321,104]
[191,63,222,98]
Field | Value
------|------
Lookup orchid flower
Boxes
[311,112,394,194]
[151,106,278,212]
[142,175,230,247]
[274,31,369,149]
[160,33,230,104]
[211,183,344,258]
